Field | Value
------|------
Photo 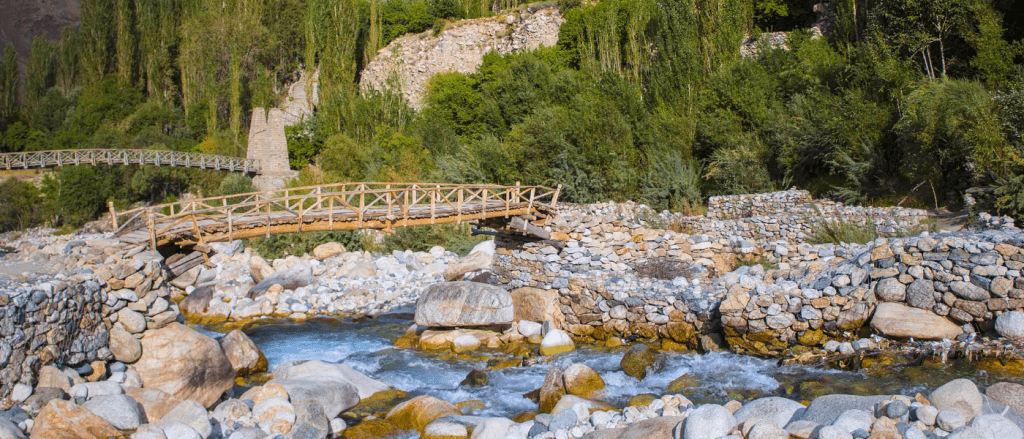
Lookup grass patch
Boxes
[807,220,878,245]
[53,225,78,236]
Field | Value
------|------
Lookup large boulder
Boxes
[562,363,605,399]
[289,399,331,439]
[273,360,388,399]
[82,394,146,431]
[126,388,183,423]
[683,405,736,439]
[619,344,665,380]
[443,241,494,281]
[510,287,563,325]
[133,323,236,408]
[869,302,962,340]
[385,395,461,433]
[800,395,889,425]
[929,378,984,419]
[154,400,212,439]
[988,382,1024,415]
[109,326,142,363]
[219,330,268,375]
[414,282,513,327]
[539,369,566,414]
[178,286,215,319]
[31,400,120,439]
[248,264,314,298]
[268,378,360,420]
[733,397,805,429]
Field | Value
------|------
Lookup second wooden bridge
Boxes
[112,182,562,248]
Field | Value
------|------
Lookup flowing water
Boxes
[221,311,1016,419]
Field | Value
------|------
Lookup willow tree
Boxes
[115,0,136,84]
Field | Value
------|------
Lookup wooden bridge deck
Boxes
[112,182,561,247]
[0,149,260,174]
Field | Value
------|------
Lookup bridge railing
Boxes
[0,149,260,174]
[111,182,561,247]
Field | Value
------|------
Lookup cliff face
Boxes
[0,0,80,72]
[359,7,564,109]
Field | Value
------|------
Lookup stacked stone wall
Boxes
[0,240,174,400]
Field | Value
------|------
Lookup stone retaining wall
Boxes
[0,240,176,400]
[721,231,1024,356]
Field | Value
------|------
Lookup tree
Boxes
[25,35,56,126]
[0,44,19,123]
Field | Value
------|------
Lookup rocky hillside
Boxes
[0,0,79,72]
[359,7,563,109]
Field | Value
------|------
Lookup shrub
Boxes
[247,231,367,260]
[0,178,46,232]
[807,219,877,245]
[380,223,486,255]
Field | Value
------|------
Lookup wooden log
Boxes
[510,216,550,240]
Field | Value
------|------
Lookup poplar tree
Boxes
[55,28,79,98]
[25,35,55,124]
[0,44,19,121]
[115,0,136,84]
[80,0,115,84]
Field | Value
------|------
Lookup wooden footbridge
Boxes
[110,182,562,248]
[0,149,260,174]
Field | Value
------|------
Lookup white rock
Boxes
[518,320,542,338]
[996,311,1024,339]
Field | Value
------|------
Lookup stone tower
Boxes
[248,108,298,191]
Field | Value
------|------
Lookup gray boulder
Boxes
[996,312,1024,339]
[248,264,314,298]
[414,281,513,327]
[906,280,936,310]
[874,278,906,302]
[83,394,146,430]
[160,423,202,439]
[226,427,267,439]
[287,399,330,439]
[931,379,984,419]
[801,395,888,425]
[733,397,805,428]
[988,383,1024,415]
[155,400,212,439]
[683,405,736,439]
[179,286,215,318]
[131,424,168,439]
[937,409,966,431]
[970,414,1024,439]
[817,425,853,439]
[0,418,26,439]
[830,410,872,434]
[268,379,359,420]
[273,360,387,399]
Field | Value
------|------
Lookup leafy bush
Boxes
[380,223,486,255]
[0,178,47,232]
[247,231,367,260]
[807,219,877,245]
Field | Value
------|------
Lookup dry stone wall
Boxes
[360,7,563,109]
[494,190,1023,353]
[0,238,176,400]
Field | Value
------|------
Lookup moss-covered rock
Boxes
[620,344,665,380]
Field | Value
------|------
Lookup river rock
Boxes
[83,394,146,430]
[211,399,252,429]
[268,378,359,420]
[830,409,871,433]
[287,399,330,439]
[134,323,236,408]
[906,280,936,310]
[422,419,469,439]
[386,395,462,432]
[683,404,736,439]
[32,400,120,439]
[581,416,686,439]
[131,424,168,439]
[219,330,268,375]
[733,397,806,429]
[118,308,148,334]
[970,414,1024,439]
[179,286,215,319]
[870,302,962,340]
[110,326,143,363]
[313,242,346,260]
[272,360,388,399]
[996,311,1024,339]
[443,248,493,282]
[540,329,575,356]
[518,320,543,338]
[801,395,888,425]
[549,407,578,432]
[160,423,202,439]
[37,366,73,391]
[930,378,984,419]
[510,288,563,324]
[469,417,514,439]
[936,409,965,431]
[619,344,665,380]
[0,418,25,439]
[154,400,212,439]
[452,333,482,353]
[551,395,614,420]
[126,388,183,423]
[987,382,1024,414]
[414,282,513,327]
[817,425,853,439]
[249,264,314,298]
[563,363,605,399]
[540,369,567,414]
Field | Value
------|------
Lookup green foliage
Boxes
[248,231,366,259]
[286,118,324,168]
[807,219,878,245]
[380,223,486,255]
[0,178,49,232]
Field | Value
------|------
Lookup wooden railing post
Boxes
[146,209,157,250]
[108,201,118,230]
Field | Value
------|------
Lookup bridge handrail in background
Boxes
[0,149,260,174]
